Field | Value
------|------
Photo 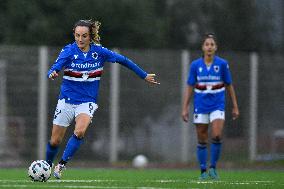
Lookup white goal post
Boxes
[38,46,48,160]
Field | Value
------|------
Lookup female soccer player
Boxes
[46,19,160,179]
[182,33,239,180]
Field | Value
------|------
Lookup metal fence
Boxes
[0,45,283,167]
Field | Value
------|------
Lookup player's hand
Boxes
[232,107,239,120]
[145,74,160,85]
[49,71,59,80]
[182,109,189,122]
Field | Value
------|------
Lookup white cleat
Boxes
[53,164,65,179]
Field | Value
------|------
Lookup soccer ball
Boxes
[132,154,148,168]
[28,160,51,182]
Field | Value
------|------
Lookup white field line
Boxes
[0,184,186,189]
[0,179,281,189]
[0,179,277,184]
[187,180,275,185]
[0,180,200,189]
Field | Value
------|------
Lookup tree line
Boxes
[0,0,280,51]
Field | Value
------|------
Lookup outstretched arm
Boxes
[181,85,194,122]
[115,54,160,85]
[102,47,160,84]
[226,84,239,120]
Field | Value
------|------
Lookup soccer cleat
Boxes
[53,164,66,179]
[199,172,208,180]
[208,168,219,180]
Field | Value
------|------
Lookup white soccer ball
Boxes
[28,160,51,182]
[132,154,148,168]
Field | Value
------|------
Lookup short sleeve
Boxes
[187,62,197,86]
[223,61,232,84]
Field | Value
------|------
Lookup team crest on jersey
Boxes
[214,65,219,73]
[92,52,98,59]
[74,55,78,59]
[194,114,198,119]
[199,67,203,72]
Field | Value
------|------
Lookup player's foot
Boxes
[46,160,53,168]
[199,172,208,180]
[53,163,65,179]
[208,168,219,180]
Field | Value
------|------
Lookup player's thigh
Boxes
[50,124,68,145]
[195,124,209,142]
[211,119,225,138]
[210,110,225,137]
[74,102,98,137]
[74,114,92,137]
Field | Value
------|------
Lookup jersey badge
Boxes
[82,73,89,80]
[194,114,198,119]
[83,53,87,58]
[214,65,219,73]
[92,52,98,59]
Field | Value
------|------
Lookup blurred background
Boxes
[0,0,283,168]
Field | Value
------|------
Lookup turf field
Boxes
[0,168,282,189]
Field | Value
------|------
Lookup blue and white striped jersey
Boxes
[48,42,147,104]
[187,56,232,113]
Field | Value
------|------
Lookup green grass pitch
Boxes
[0,168,282,189]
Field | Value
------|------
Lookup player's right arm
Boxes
[47,45,72,80]
[182,85,194,122]
[182,62,196,122]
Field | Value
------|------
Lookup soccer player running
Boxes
[46,19,160,179]
[182,33,239,180]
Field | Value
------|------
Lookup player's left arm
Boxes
[223,61,239,120]
[118,57,160,85]
[226,84,239,120]
[103,47,160,85]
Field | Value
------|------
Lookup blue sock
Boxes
[46,142,59,166]
[61,134,83,162]
[197,143,207,172]
[210,140,222,169]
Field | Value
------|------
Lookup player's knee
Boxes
[211,136,222,143]
[74,130,85,138]
[197,134,208,143]
[50,138,62,146]
[197,142,207,148]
